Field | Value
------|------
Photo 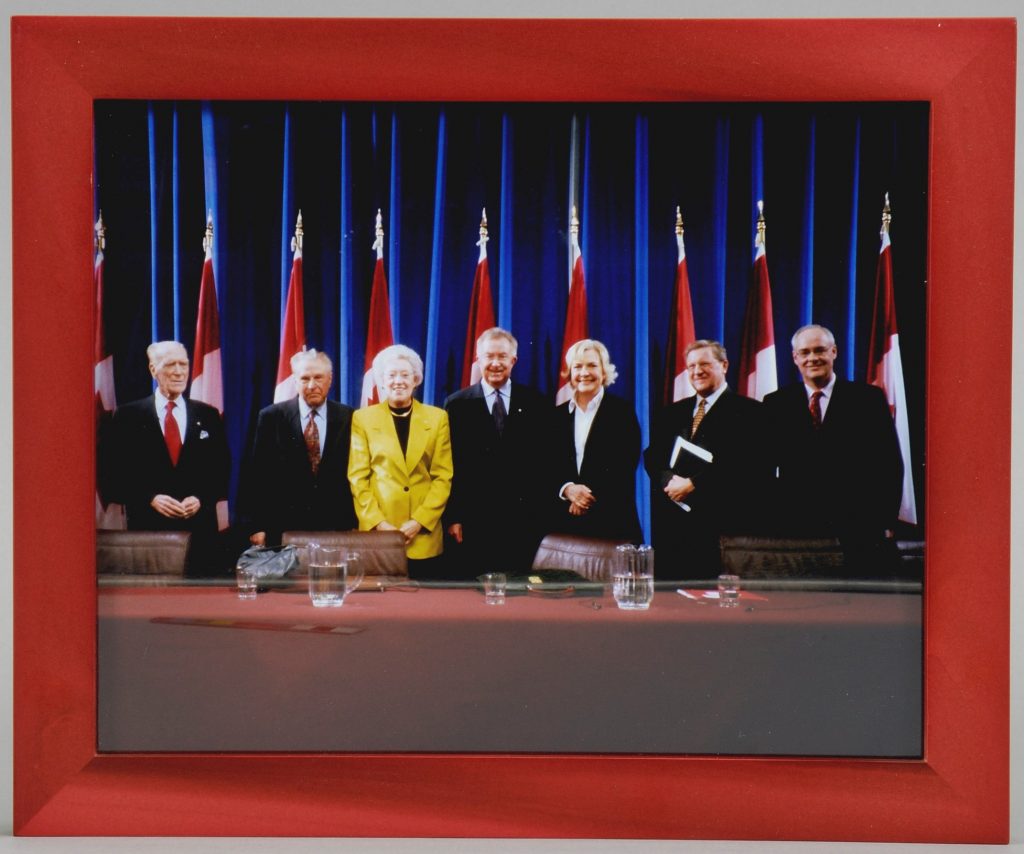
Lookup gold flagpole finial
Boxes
[95,211,106,252]
[570,205,580,237]
[291,210,304,253]
[881,192,892,235]
[756,199,766,242]
[675,206,684,237]
[203,210,214,254]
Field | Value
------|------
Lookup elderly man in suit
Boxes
[763,324,904,576]
[107,341,230,574]
[348,345,453,580]
[443,327,550,577]
[248,349,357,547]
[644,339,769,579]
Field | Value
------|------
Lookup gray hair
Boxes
[564,338,618,387]
[146,340,188,369]
[476,327,518,357]
[372,344,424,387]
[791,324,836,349]
[290,348,333,375]
[685,339,727,363]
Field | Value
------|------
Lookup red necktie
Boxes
[164,401,182,466]
[809,390,823,430]
[304,410,321,475]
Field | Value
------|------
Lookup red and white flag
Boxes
[460,209,497,388]
[190,213,228,530]
[866,196,917,525]
[664,207,697,403]
[737,200,777,401]
[361,210,394,407]
[190,213,223,412]
[274,211,306,402]
[556,205,589,405]
[94,213,125,529]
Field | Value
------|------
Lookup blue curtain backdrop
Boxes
[94,101,929,540]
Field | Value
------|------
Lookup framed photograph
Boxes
[12,17,1013,841]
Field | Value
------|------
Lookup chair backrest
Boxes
[96,530,191,578]
[718,535,844,579]
[530,533,631,582]
[282,530,408,578]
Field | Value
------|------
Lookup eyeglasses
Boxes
[794,347,833,359]
[685,361,720,373]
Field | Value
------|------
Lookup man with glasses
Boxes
[764,324,903,576]
[644,339,770,579]
[247,349,357,547]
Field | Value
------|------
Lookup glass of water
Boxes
[612,544,654,611]
[717,573,741,608]
[235,561,257,600]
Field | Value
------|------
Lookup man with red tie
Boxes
[107,341,229,572]
[763,324,903,576]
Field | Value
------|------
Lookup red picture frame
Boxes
[11,18,1013,841]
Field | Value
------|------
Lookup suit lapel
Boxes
[404,400,430,473]
[368,403,406,471]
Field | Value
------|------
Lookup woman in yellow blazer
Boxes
[348,345,453,578]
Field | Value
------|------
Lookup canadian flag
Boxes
[190,213,228,530]
[556,205,589,405]
[94,213,125,529]
[460,209,497,388]
[664,207,697,403]
[190,213,223,411]
[737,200,777,401]
[361,209,394,407]
[866,196,918,525]
[274,211,306,403]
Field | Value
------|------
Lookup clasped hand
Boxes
[151,494,201,518]
[564,483,596,516]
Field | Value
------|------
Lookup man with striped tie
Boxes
[644,339,770,579]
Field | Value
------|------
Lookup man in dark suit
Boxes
[107,341,230,573]
[444,328,550,576]
[763,324,904,576]
[248,349,357,546]
[644,339,770,579]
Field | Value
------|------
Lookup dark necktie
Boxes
[492,389,507,436]
[809,390,824,430]
[690,398,706,438]
[304,410,321,474]
[164,401,182,466]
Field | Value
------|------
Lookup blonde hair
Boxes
[564,338,618,387]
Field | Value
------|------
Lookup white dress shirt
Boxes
[297,398,327,458]
[154,391,187,442]
[693,382,728,416]
[803,373,837,421]
[568,386,605,474]
[481,379,512,415]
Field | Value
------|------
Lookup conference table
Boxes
[97,580,922,757]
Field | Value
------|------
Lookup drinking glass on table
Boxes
[235,560,257,600]
[717,573,741,608]
[612,543,654,611]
